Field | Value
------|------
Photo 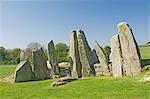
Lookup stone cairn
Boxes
[110,22,141,77]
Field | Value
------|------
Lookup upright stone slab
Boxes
[69,31,82,78]
[110,35,123,77]
[47,40,60,75]
[118,22,141,76]
[20,50,27,61]
[32,48,49,80]
[95,41,110,76]
[14,59,33,82]
[77,30,95,77]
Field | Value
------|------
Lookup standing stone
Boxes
[47,40,60,75]
[69,31,82,78]
[77,29,95,77]
[32,48,49,80]
[110,35,123,77]
[118,22,141,76]
[95,41,110,76]
[14,59,33,82]
[20,50,27,61]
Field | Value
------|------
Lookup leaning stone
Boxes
[118,22,141,76]
[77,29,95,77]
[69,31,82,78]
[14,60,34,82]
[32,48,49,80]
[47,40,60,75]
[95,41,110,76]
[110,35,123,77]
[51,81,67,86]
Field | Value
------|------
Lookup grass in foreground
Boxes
[0,65,150,99]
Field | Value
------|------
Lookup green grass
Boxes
[139,46,150,59]
[0,75,149,99]
[0,65,16,78]
[0,45,150,99]
[0,64,149,99]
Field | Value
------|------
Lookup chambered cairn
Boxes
[110,22,141,77]
[14,22,142,83]
[69,29,95,78]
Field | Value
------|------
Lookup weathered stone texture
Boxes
[32,48,49,80]
[95,41,110,76]
[77,30,95,77]
[118,22,141,76]
[110,35,122,77]
[14,59,33,82]
[69,31,82,78]
[20,50,27,61]
[47,40,60,75]
[91,49,99,64]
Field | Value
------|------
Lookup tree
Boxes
[10,48,21,64]
[0,46,6,61]
[27,42,45,50]
[103,45,111,62]
[55,43,69,62]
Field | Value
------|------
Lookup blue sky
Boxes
[0,0,149,49]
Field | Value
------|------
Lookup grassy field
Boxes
[0,46,150,99]
[139,45,150,59]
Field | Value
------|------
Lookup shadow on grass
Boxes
[141,59,150,67]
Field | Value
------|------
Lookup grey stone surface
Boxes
[91,49,99,64]
[14,59,34,82]
[95,41,110,76]
[20,50,27,61]
[47,40,60,75]
[77,30,95,77]
[118,22,141,76]
[69,31,82,78]
[110,35,123,77]
[32,48,49,80]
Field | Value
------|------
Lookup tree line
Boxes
[0,42,111,65]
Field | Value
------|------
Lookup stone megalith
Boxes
[110,35,123,77]
[32,48,49,80]
[47,40,60,75]
[14,59,34,82]
[20,50,27,61]
[118,22,141,76]
[77,29,95,77]
[69,31,82,78]
[94,41,110,76]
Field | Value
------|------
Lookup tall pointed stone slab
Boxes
[47,40,60,75]
[118,22,141,76]
[110,35,122,77]
[14,59,34,82]
[95,41,110,76]
[77,30,95,77]
[32,48,49,80]
[69,31,82,78]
